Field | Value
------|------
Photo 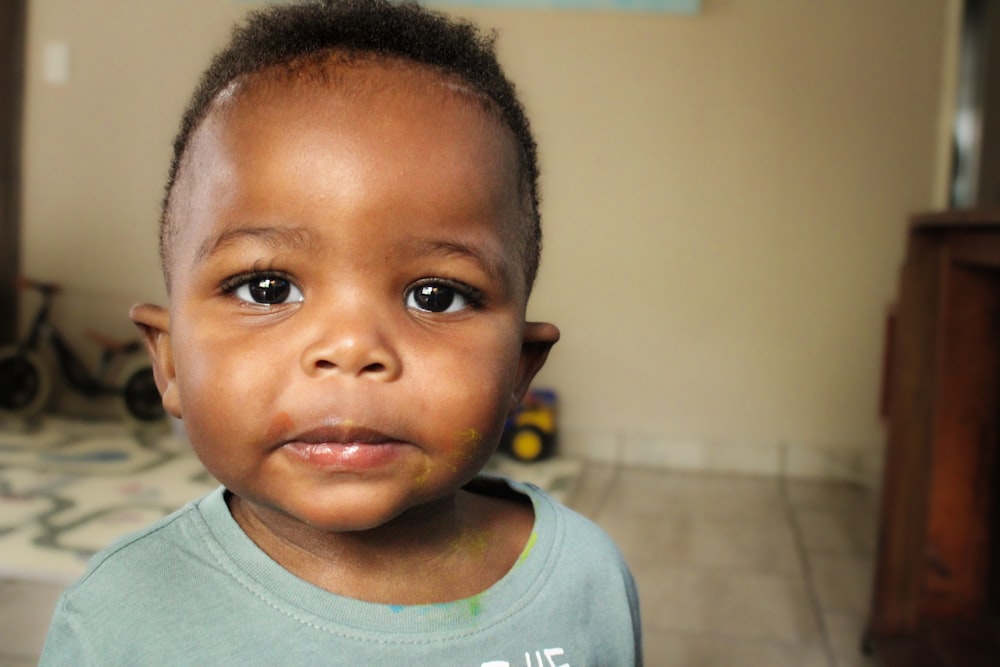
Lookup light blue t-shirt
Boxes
[40,476,642,666]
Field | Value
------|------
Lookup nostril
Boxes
[312,360,386,373]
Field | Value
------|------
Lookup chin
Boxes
[287,491,431,533]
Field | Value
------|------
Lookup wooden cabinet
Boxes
[869,210,1000,665]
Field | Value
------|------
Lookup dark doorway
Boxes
[0,0,26,344]
[951,0,1000,208]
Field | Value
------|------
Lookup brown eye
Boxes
[414,285,454,312]
[406,281,474,313]
[250,278,289,303]
[233,276,303,305]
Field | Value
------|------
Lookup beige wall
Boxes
[20,0,958,479]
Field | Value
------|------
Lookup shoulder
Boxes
[42,487,272,661]
[58,487,226,605]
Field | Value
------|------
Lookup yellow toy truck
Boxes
[499,388,558,462]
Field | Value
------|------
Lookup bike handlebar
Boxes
[17,276,61,295]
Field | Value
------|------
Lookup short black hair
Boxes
[161,0,541,292]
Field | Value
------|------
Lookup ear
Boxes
[129,303,182,419]
[510,321,560,413]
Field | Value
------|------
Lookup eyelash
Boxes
[219,270,295,295]
[218,272,486,310]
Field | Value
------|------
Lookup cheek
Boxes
[448,427,491,470]
[170,328,262,441]
[267,412,295,443]
[174,320,278,395]
[408,333,514,457]
[414,331,519,414]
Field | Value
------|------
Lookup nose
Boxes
[299,301,401,381]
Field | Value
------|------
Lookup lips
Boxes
[278,424,410,470]
[290,425,397,446]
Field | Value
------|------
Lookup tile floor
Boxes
[0,463,880,666]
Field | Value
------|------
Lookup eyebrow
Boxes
[410,238,513,290]
[196,225,313,262]
[194,225,515,290]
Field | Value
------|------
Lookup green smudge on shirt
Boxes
[467,594,483,617]
[516,531,538,565]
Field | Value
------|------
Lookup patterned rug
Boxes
[0,416,581,584]
[0,417,214,583]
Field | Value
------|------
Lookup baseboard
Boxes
[559,429,885,488]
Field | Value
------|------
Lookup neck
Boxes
[227,488,530,604]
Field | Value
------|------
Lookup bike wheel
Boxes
[0,347,51,417]
[115,355,165,423]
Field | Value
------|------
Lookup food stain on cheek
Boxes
[414,461,432,487]
[445,428,483,472]
[415,429,485,484]
[266,412,295,443]
[458,429,482,447]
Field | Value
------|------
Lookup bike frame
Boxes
[18,283,121,397]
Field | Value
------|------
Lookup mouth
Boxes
[291,425,398,446]
[278,424,411,471]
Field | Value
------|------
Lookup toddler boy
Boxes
[41,1,641,664]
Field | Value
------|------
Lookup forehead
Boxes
[196,57,517,168]
[167,58,527,291]
[173,57,522,217]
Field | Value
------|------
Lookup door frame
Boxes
[0,0,26,344]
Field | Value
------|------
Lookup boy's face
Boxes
[133,61,558,533]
